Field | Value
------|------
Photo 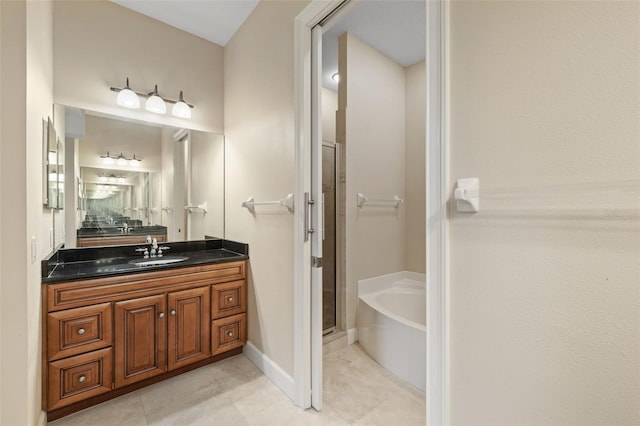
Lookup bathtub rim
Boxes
[357,271,427,332]
[359,286,426,332]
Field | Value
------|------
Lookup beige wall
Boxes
[1,0,54,424]
[405,60,426,274]
[224,0,309,377]
[53,0,224,133]
[341,33,407,332]
[449,1,640,424]
[322,88,338,144]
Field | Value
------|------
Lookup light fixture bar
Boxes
[100,152,142,165]
[109,85,194,108]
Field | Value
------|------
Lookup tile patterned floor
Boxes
[49,344,425,426]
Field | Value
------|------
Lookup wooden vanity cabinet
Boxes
[43,260,246,420]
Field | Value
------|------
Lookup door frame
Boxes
[293,1,450,423]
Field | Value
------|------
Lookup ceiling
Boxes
[322,1,426,91]
[111,0,425,91]
[111,0,259,46]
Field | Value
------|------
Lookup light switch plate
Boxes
[31,236,37,263]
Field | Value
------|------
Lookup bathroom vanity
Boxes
[41,239,248,420]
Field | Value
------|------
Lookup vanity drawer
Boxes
[211,280,246,319]
[48,303,112,361]
[48,348,113,410]
[211,313,246,356]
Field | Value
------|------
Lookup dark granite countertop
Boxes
[42,238,248,284]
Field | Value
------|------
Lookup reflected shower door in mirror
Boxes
[60,106,224,248]
[44,118,64,210]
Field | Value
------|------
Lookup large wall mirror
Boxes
[60,105,224,248]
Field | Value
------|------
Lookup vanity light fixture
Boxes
[99,173,127,184]
[109,79,194,118]
[100,152,142,166]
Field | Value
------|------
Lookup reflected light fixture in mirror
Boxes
[99,173,126,184]
[145,85,167,114]
[116,78,140,109]
[100,152,142,167]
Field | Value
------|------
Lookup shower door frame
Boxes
[293,0,450,423]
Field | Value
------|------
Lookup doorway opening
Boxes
[313,0,427,418]
[294,1,448,422]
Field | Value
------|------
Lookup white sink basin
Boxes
[129,256,189,267]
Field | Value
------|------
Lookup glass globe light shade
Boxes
[171,91,191,119]
[145,85,166,114]
[117,88,140,109]
[172,101,191,119]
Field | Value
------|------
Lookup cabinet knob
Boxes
[227,331,233,337]
[78,375,86,383]
[77,328,86,335]
[170,310,176,316]
[227,297,233,302]
[159,312,165,318]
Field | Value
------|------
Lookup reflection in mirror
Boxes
[44,118,64,210]
[60,107,224,248]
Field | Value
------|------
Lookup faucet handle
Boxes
[135,247,149,259]
[157,246,170,257]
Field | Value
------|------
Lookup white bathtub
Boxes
[357,271,426,392]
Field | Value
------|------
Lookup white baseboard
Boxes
[37,410,47,426]
[243,341,296,401]
[347,328,358,344]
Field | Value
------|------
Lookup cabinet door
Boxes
[168,287,210,370]
[114,294,166,388]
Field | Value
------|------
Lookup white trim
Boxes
[347,328,358,345]
[310,25,324,411]
[295,0,450,420]
[293,0,347,410]
[37,410,47,426]
[426,1,450,425]
[243,342,296,401]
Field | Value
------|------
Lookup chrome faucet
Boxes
[150,238,158,257]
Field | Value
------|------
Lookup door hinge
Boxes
[312,256,323,268]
